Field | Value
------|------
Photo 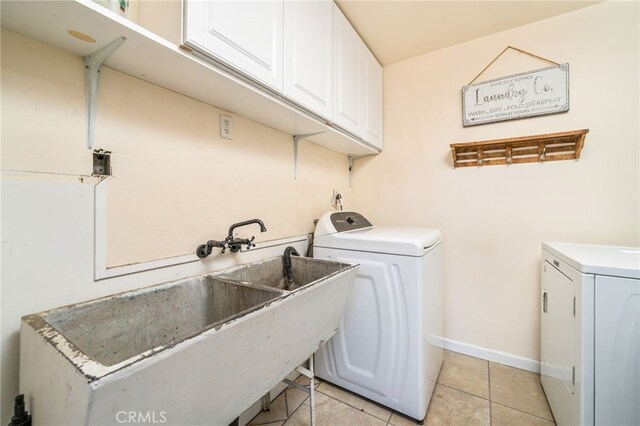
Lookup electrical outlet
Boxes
[92,149,111,176]
[331,189,343,210]
[220,114,233,140]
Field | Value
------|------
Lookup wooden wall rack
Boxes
[450,129,589,168]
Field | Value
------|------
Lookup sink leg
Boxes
[260,391,271,412]
[285,357,316,426]
[309,356,316,426]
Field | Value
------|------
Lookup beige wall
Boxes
[2,29,351,266]
[136,0,182,45]
[1,28,349,419]
[2,1,639,419]
[353,1,640,361]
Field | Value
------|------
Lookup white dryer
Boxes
[313,211,443,421]
[541,242,640,426]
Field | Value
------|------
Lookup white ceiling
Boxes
[336,0,601,65]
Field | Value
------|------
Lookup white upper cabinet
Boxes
[333,4,363,138]
[333,5,383,148]
[362,48,383,149]
[182,0,382,151]
[284,0,334,121]
[184,0,284,92]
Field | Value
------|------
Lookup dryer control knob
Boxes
[346,216,356,225]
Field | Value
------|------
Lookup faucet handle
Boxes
[246,236,256,250]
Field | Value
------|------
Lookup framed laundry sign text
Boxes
[462,64,569,126]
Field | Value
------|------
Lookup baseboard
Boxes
[440,338,540,373]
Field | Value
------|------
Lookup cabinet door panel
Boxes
[333,5,362,137]
[284,0,333,120]
[363,48,383,149]
[185,0,283,91]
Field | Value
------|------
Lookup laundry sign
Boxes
[462,64,569,126]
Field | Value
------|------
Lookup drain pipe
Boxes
[8,395,31,426]
[307,219,319,258]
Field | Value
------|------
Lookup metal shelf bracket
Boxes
[348,155,371,187]
[292,132,324,179]
[84,36,127,149]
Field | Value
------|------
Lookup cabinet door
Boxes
[333,4,362,137]
[284,0,333,120]
[362,47,383,149]
[184,0,284,91]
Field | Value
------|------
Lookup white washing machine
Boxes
[541,242,640,426]
[313,211,443,421]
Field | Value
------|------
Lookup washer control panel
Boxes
[330,212,372,232]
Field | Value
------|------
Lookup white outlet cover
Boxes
[220,114,233,140]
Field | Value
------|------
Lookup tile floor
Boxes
[249,350,555,426]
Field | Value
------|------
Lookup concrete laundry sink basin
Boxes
[43,277,284,366]
[218,256,346,291]
[20,255,358,425]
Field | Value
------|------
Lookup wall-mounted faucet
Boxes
[196,219,267,259]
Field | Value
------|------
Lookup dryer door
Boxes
[541,260,577,426]
[595,275,640,426]
[541,260,576,394]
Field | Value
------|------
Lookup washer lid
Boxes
[314,226,442,257]
[543,242,640,279]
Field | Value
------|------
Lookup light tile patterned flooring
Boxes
[249,350,555,426]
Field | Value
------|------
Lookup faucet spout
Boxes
[227,219,267,238]
[224,219,267,253]
[196,219,267,258]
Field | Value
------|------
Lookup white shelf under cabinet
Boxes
[1,0,378,157]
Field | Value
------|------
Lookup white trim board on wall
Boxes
[441,337,540,373]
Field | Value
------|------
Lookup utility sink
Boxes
[218,256,346,291]
[20,255,358,426]
[43,278,284,366]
